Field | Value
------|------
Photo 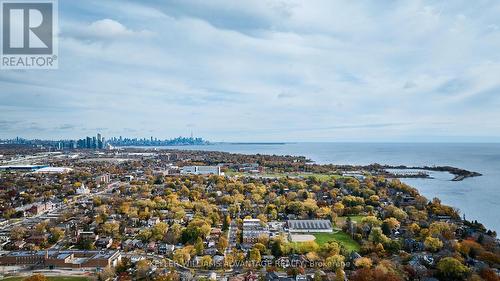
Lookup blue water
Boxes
[158,143,500,233]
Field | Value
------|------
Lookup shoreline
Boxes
[120,146,484,182]
[379,164,482,181]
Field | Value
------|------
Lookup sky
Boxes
[1,0,500,142]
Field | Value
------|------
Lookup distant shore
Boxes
[380,164,482,181]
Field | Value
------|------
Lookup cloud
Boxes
[65,19,153,40]
[277,91,297,99]
[57,124,76,130]
[88,19,136,37]
[0,121,20,130]
[1,0,500,141]
[403,81,417,89]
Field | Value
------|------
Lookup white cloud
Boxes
[1,0,500,141]
[88,19,136,38]
[65,19,154,41]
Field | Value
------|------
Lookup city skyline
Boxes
[1,1,500,142]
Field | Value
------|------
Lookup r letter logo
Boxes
[1,0,58,69]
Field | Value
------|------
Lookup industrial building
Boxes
[0,250,121,269]
[287,220,333,233]
[0,165,48,172]
[180,166,221,176]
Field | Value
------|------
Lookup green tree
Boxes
[136,259,152,280]
[151,222,168,241]
[325,254,345,271]
[200,255,212,269]
[270,238,285,257]
[194,236,204,255]
[222,215,231,231]
[217,236,228,253]
[361,216,381,230]
[249,248,261,263]
[102,221,120,238]
[369,227,389,244]
[424,236,443,252]
[173,249,190,266]
[436,257,469,281]
[334,267,346,281]
[320,241,340,257]
[48,227,64,244]
[11,226,27,241]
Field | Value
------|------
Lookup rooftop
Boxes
[288,219,333,230]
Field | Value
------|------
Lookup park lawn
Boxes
[225,170,343,180]
[1,277,90,281]
[337,215,365,225]
[304,174,343,181]
[313,232,361,252]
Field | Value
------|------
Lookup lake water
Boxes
[154,143,500,233]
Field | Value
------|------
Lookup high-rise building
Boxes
[86,137,91,149]
[97,133,102,149]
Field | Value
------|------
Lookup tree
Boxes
[154,272,180,281]
[479,268,500,281]
[436,257,469,281]
[138,229,152,242]
[320,241,340,257]
[382,218,400,233]
[334,267,346,281]
[350,267,402,281]
[24,274,48,281]
[98,266,116,281]
[173,249,190,266]
[152,222,168,241]
[424,236,443,252]
[369,227,389,244]
[102,221,120,238]
[222,215,231,231]
[217,236,228,253]
[333,202,345,216]
[115,257,132,274]
[385,205,407,221]
[458,240,482,257]
[11,226,27,241]
[180,186,190,197]
[361,216,381,230]
[119,202,131,215]
[48,227,64,244]
[181,227,201,244]
[325,254,345,271]
[429,221,456,240]
[2,208,16,219]
[316,206,332,218]
[200,255,212,269]
[194,237,204,255]
[136,259,152,280]
[249,248,261,263]
[34,221,48,235]
[313,270,324,281]
[355,257,373,269]
[270,238,285,257]
[166,223,182,244]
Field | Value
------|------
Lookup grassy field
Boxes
[337,215,365,225]
[225,170,344,180]
[313,232,361,252]
[1,276,90,281]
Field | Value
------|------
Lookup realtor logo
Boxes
[1,0,58,69]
